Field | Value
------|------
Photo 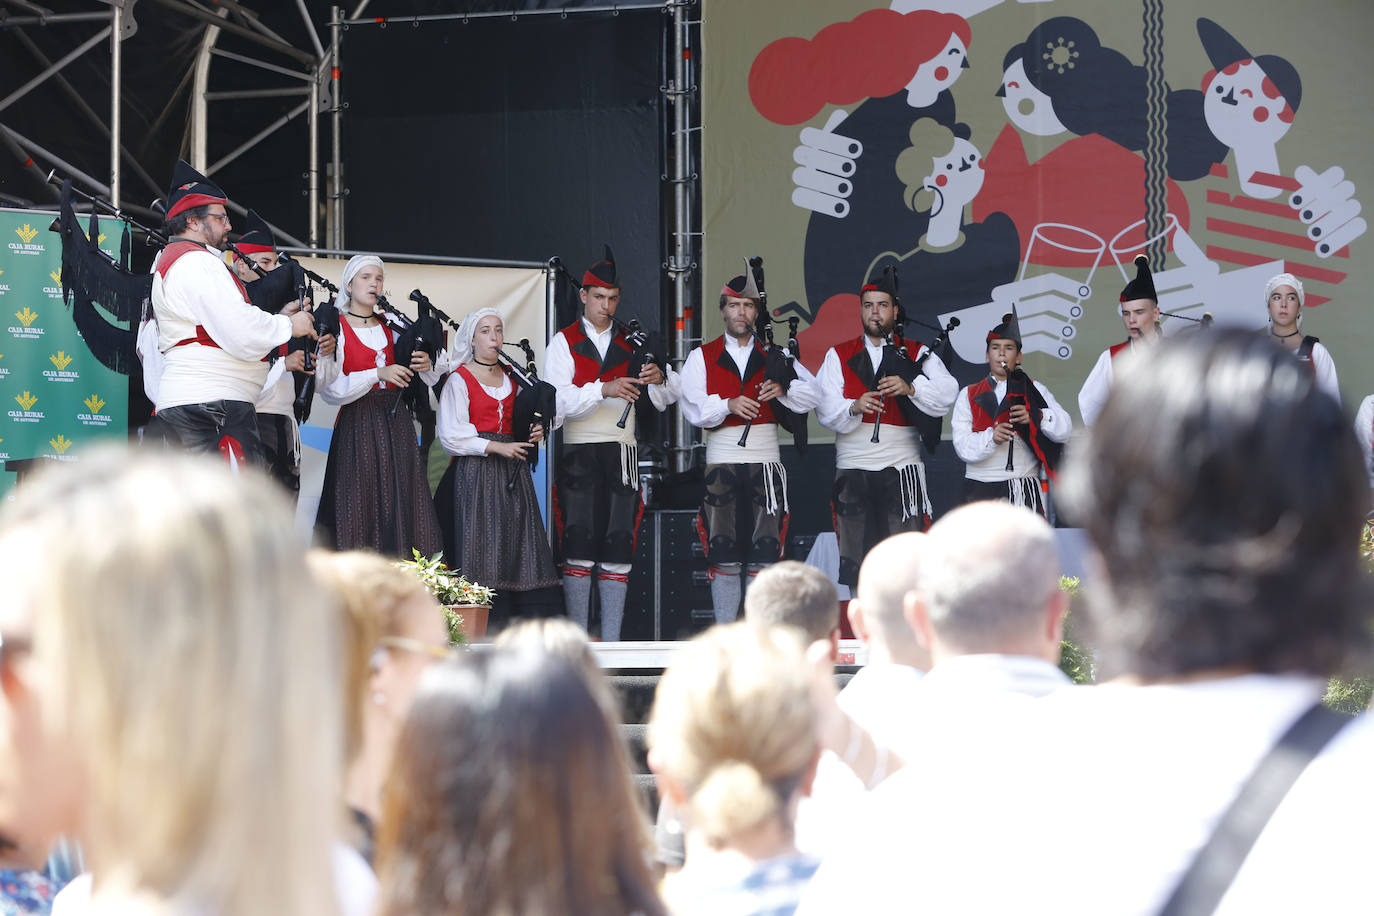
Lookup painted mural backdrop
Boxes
[703,0,1374,430]
[0,209,128,499]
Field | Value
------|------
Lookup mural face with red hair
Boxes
[905,31,969,108]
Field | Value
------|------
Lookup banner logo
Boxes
[48,434,73,455]
[0,351,7,380]
[49,270,62,287]
[10,307,44,339]
[44,350,79,382]
[90,231,107,245]
[8,224,44,255]
[78,393,111,427]
[8,390,43,423]
[0,434,7,461]
[43,271,63,300]
[0,267,7,296]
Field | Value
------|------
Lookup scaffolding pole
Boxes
[329,5,343,249]
[667,0,698,473]
[109,1,121,208]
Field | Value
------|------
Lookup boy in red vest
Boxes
[815,265,957,586]
[1077,254,1160,426]
[678,260,820,623]
[952,312,1071,516]
[543,247,678,639]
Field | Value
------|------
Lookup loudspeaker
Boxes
[623,509,714,641]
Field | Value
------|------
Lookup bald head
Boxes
[850,532,931,669]
[918,502,1063,661]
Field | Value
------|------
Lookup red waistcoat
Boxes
[701,335,776,428]
[339,317,396,390]
[561,320,636,385]
[1108,339,1132,360]
[835,336,929,428]
[457,365,514,435]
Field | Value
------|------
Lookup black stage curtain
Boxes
[342,11,665,332]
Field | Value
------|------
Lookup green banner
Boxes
[0,208,129,499]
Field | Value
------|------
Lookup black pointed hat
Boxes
[236,209,275,254]
[986,306,1022,347]
[583,244,618,288]
[722,256,764,302]
[1197,18,1301,113]
[165,159,227,220]
[861,264,900,302]
[1120,254,1158,303]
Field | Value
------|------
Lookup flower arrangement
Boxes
[397,550,496,644]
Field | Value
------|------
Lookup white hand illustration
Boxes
[1291,165,1368,259]
[791,110,863,219]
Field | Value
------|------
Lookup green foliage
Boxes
[1324,676,1373,716]
[1057,576,1095,685]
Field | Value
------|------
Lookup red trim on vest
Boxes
[966,377,1057,479]
[338,316,396,390]
[835,336,922,428]
[1108,340,1132,360]
[155,240,252,306]
[172,326,221,349]
[560,320,637,386]
[457,364,514,436]
[701,335,777,428]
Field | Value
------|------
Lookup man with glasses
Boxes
[151,160,316,464]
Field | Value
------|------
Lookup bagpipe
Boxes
[610,315,667,431]
[737,290,807,454]
[863,310,959,454]
[987,361,1062,477]
[494,337,556,475]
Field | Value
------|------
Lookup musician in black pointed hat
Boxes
[150,161,316,464]
[679,258,821,624]
[543,245,679,640]
[952,310,1071,517]
[227,210,336,496]
[815,264,957,587]
[1077,254,1161,426]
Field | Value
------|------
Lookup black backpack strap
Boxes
[1297,335,1319,361]
[1158,701,1349,916]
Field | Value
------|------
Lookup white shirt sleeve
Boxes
[912,349,958,417]
[319,332,380,407]
[777,349,821,412]
[647,362,681,410]
[544,331,607,426]
[436,370,492,457]
[817,348,862,434]
[1034,380,1074,443]
[951,386,996,463]
[1312,342,1341,405]
[678,347,730,429]
[1355,396,1374,488]
[1077,349,1114,427]
[182,253,292,361]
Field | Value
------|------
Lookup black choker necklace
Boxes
[472,358,499,367]
[1270,327,1301,339]
[348,310,374,320]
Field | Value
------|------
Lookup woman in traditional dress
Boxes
[434,308,560,628]
[1263,272,1340,403]
[317,255,444,557]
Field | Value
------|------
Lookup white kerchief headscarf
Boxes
[1264,272,1305,308]
[334,254,385,312]
[451,307,503,367]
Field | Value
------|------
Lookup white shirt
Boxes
[318,322,443,407]
[1355,395,1374,488]
[952,376,1072,481]
[543,317,680,443]
[436,366,514,457]
[151,244,292,409]
[255,356,297,418]
[679,336,820,465]
[1304,339,1341,404]
[815,339,957,471]
[799,674,1374,915]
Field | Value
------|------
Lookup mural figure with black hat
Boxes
[1078,255,1161,427]
[815,263,957,586]
[952,308,1071,517]
[149,161,318,465]
[543,245,680,640]
[228,210,336,496]
[679,259,821,624]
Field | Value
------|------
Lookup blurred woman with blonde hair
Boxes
[0,450,343,916]
[647,623,823,915]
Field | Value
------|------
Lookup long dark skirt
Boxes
[317,388,444,558]
[434,435,560,593]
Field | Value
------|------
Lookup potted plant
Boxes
[398,550,496,643]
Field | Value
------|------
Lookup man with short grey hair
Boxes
[742,560,840,649]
